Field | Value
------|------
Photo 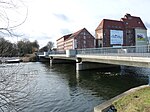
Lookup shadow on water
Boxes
[21,62,149,112]
[44,63,148,100]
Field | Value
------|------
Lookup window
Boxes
[84,35,86,40]
[84,32,86,36]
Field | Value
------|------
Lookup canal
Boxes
[0,62,149,112]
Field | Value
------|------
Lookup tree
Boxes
[0,1,36,112]
[0,38,18,57]
[47,41,54,51]
[0,0,28,36]
[17,38,39,56]
[39,41,54,52]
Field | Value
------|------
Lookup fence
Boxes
[38,45,150,57]
[76,45,150,57]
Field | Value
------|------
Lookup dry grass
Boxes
[113,86,150,112]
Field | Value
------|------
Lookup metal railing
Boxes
[38,45,150,58]
[38,50,66,57]
[76,45,150,57]
[48,50,66,55]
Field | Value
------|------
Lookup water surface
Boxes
[1,62,148,112]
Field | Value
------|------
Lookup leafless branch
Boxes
[0,0,28,37]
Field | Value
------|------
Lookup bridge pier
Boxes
[76,62,118,71]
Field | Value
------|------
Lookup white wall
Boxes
[135,28,148,46]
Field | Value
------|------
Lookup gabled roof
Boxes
[96,13,147,31]
[63,28,94,40]
[63,34,72,40]
[121,13,147,30]
[70,28,85,38]
[56,33,72,41]
[95,19,124,31]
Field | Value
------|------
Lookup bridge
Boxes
[38,45,150,71]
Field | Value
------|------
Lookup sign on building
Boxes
[137,33,146,41]
[110,30,123,45]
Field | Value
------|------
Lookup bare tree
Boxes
[39,41,54,52]
[0,0,28,36]
[47,41,54,51]
[0,1,36,112]
[0,38,18,57]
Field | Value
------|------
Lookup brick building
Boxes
[56,34,72,51]
[57,28,95,50]
[95,13,148,47]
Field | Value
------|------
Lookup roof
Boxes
[121,14,147,30]
[63,34,72,40]
[96,13,147,30]
[95,19,124,31]
[56,33,72,41]
[70,28,85,38]
[62,28,94,41]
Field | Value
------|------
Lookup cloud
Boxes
[53,13,70,22]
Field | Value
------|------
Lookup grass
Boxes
[113,86,150,112]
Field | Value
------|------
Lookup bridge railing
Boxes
[76,45,150,57]
[48,50,66,55]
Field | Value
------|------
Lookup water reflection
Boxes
[76,67,148,100]
[14,63,149,112]
[45,63,148,100]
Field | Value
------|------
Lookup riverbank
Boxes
[20,53,37,62]
[113,85,150,112]
[94,85,149,112]
[0,53,37,63]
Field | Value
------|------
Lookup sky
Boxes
[1,0,150,48]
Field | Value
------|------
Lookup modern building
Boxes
[57,28,95,50]
[95,13,148,47]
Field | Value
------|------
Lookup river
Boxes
[0,62,149,112]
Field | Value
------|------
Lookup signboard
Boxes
[110,30,123,45]
[137,33,145,41]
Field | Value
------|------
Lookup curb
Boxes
[94,85,149,112]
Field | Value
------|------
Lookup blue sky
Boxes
[2,0,150,47]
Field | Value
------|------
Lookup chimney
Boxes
[125,13,132,19]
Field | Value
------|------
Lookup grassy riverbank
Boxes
[113,86,150,112]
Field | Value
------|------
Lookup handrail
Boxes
[38,45,150,57]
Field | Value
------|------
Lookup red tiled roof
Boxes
[121,14,147,29]
[104,19,124,29]
[56,34,72,41]
[65,28,94,40]
[70,28,85,38]
[63,34,72,40]
[96,14,147,30]
[96,19,125,30]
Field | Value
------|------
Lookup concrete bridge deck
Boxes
[38,45,150,70]
[76,54,150,68]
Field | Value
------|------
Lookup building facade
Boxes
[57,28,95,50]
[95,13,148,47]
[56,34,72,51]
